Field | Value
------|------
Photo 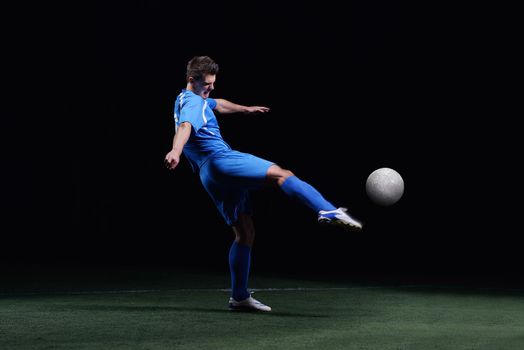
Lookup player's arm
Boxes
[164,122,192,170]
[214,98,270,115]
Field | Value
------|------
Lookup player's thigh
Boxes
[200,180,252,226]
[207,152,274,188]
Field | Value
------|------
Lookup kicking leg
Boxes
[266,164,336,212]
[266,164,362,231]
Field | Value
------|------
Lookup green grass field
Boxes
[1,266,523,349]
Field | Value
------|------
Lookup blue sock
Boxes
[280,175,337,213]
[229,241,251,301]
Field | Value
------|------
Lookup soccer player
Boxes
[165,56,362,312]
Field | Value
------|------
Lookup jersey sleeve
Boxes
[207,98,217,110]
[178,96,206,132]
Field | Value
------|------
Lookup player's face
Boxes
[192,74,215,99]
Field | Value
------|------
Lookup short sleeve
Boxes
[207,98,217,110]
[179,96,206,132]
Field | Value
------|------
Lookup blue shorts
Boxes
[199,150,275,226]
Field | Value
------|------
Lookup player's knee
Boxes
[234,230,255,246]
[266,165,294,186]
[281,169,294,178]
[239,229,255,240]
[276,169,294,186]
[232,214,255,245]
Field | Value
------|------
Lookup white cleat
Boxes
[318,207,363,231]
[229,295,272,312]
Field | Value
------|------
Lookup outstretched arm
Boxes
[164,122,192,170]
[214,98,270,115]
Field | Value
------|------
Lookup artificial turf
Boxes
[1,266,523,350]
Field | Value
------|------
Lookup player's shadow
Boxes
[67,304,328,317]
[239,310,329,318]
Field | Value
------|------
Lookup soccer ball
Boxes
[366,167,404,206]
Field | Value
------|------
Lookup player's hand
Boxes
[164,150,180,170]
[244,106,270,114]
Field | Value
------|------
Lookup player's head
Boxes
[186,56,219,99]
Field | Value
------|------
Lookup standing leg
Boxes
[228,213,272,311]
[229,213,255,301]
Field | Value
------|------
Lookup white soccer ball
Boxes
[366,167,404,206]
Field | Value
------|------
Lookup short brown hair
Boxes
[186,56,219,82]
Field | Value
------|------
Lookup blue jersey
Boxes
[174,89,232,171]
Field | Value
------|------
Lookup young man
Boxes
[165,56,362,312]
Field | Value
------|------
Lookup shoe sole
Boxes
[318,218,362,232]
[229,304,271,312]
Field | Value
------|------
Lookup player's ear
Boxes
[188,76,194,83]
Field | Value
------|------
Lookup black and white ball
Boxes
[366,168,404,206]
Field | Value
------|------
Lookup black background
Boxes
[2,2,520,283]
